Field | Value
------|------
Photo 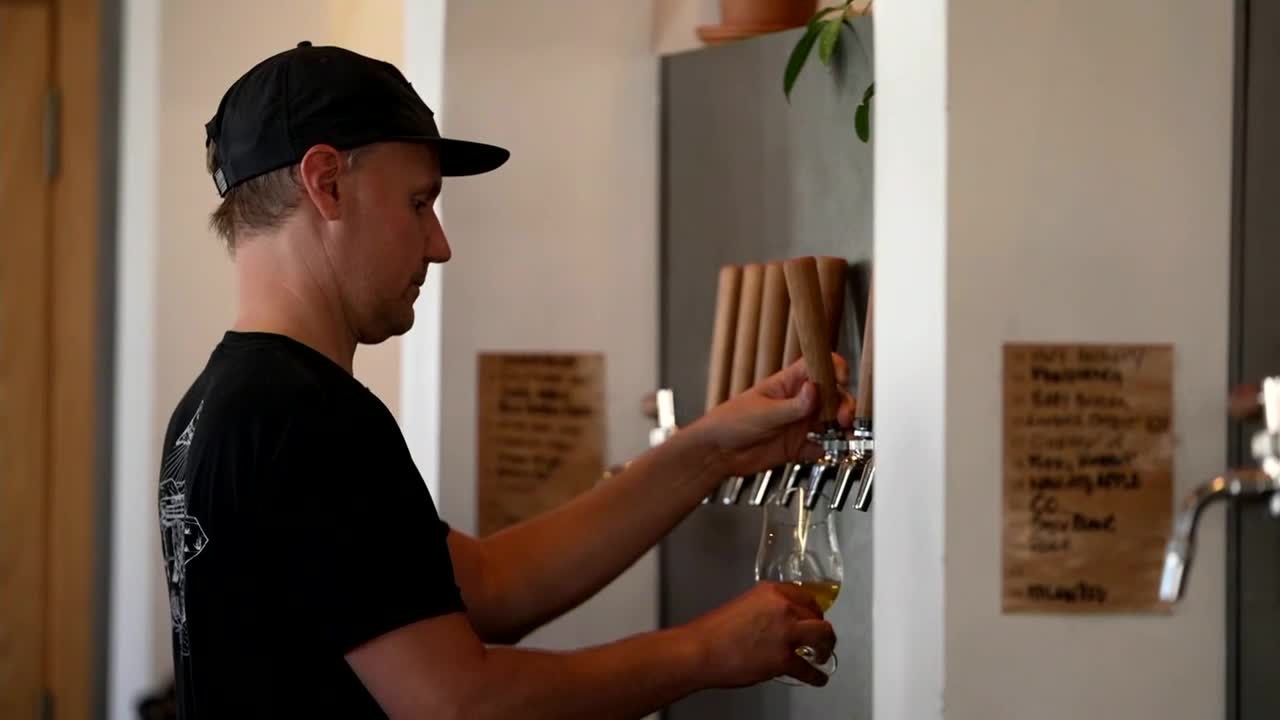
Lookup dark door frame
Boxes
[1226,1,1280,718]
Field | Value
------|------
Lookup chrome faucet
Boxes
[649,388,678,448]
[1159,469,1279,603]
[1160,377,1280,603]
[607,389,679,482]
[831,421,874,511]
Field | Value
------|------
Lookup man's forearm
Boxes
[472,426,725,643]
[462,627,707,720]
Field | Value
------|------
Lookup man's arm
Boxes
[448,425,722,644]
[347,583,834,720]
[450,356,852,645]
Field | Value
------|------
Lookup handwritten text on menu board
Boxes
[1003,343,1174,613]
[476,353,605,538]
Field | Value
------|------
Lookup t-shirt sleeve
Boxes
[272,395,465,654]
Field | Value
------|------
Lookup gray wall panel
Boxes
[660,21,874,719]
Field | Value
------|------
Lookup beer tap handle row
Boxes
[693,255,871,509]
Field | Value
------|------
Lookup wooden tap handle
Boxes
[754,261,790,382]
[782,310,801,366]
[1229,382,1263,421]
[705,265,742,413]
[855,276,874,425]
[816,256,848,348]
[729,263,765,396]
[783,257,840,424]
[784,257,845,366]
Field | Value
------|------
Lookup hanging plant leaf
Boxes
[854,82,874,142]
[817,18,842,66]
[783,22,822,101]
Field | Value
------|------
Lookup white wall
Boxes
[111,2,406,717]
[436,0,661,653]
[653,0,718,55]
[876,1,1235,719]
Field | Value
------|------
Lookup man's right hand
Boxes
[684,582,836,688]
[347,581,836,719]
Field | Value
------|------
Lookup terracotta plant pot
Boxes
[719,0,817,28]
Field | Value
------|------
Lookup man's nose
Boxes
[427,216,451,263]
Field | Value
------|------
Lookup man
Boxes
[159,42,854,718]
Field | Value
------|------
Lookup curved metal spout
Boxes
[1159,469,1279,603]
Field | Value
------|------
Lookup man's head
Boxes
[205,42,508,343]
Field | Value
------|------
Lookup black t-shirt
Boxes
[158,331,464,718]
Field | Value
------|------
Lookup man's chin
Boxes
[359,312,414,345]
[389,309,416,337]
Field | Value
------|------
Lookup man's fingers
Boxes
[764,354,851,398]
[787,619,836,661]
[837,389,856,428]
[783,654,830,687]
[765,359,811,397]
[833,353,849,386]
[794,442,824,464]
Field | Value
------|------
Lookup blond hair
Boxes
[205,142,361,251]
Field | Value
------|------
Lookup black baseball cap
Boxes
[205,41,509,197]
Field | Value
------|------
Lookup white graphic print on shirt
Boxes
[159,400,208,657]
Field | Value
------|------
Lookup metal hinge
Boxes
[44,87,60,181]
[39,688,53,720]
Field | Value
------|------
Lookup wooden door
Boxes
[0,0,103,717]
[0,4,55,717]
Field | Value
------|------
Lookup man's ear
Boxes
[298,144,345,221]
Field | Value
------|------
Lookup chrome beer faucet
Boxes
[777,257,866,512]
[605,388,679,482]
[708,257,874,512]
[830,420,874,512]
[649,388,678,448]
[1159,377,1280,603]
[830,276,875,512]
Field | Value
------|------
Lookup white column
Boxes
[399,0,449,500]
[110,0,161,717]
[872,0,949,717]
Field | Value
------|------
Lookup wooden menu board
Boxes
[477,353,605,537]
[1003,343,1174,613]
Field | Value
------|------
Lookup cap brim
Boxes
[413,137,510,177]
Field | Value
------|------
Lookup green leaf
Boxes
[783,24,822,101]
[854,89,872,143]
[817,19,842,66]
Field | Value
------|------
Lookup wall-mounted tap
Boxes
[832,276,874,512]
[649,388,677,448]
[739,262,793,507]
[1159,468,1279,603]
[778,256,862,511]
[702,265,742,504]
[1160,376,1280,603]
[720,263,767,505]
[699,256,875,511]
